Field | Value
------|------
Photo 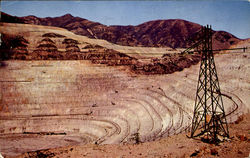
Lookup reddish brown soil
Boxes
[13,113,250,158]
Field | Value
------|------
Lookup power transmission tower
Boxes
[189,25,229,143]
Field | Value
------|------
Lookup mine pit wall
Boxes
[0,50,249,157]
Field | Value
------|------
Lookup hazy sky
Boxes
[1,0,250,39]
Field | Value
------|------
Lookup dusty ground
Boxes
[0,49,249,157]
[14,113,250,158]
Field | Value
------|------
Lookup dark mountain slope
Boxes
[0,12,240,49]
[0,12,25,23]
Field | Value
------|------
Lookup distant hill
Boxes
[1,12,241,49]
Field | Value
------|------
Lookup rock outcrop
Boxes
[0,33,29,60]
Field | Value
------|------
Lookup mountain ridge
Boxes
[0,12,241,49]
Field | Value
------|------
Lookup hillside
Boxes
[0,22,201,75]
[1,12,240,49]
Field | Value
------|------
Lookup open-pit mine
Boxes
[0,15,249,157]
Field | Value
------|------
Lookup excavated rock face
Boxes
[0,32,201,75]
[83,48,138,66]
[65,44,80,52]
[35,38,58,52]
[131,54,201,75]
[62,38,80,45]
[39,38,55,44]
[0,33,29,60]
[42,33,66,38]
[62,38,80,53]
[32,37,61,60]
[82,44,104,49]
[0,48,249,157]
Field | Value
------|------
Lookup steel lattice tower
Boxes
[190,25,229,143]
